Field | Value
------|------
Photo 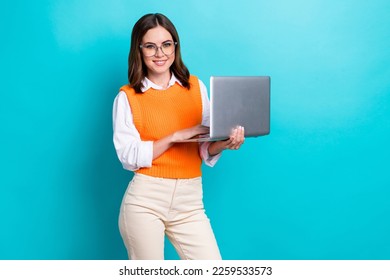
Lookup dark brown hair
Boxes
[128,13,190,93]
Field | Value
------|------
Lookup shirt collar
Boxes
[141,74,183,92]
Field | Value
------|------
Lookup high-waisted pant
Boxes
[118,173,221,260]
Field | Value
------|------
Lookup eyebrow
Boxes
[143,39,174,45]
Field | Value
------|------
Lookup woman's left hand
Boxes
[208,126,245,156]
[222,125,245,150]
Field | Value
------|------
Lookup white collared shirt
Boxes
[112,74,221,172]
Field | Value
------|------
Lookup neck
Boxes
[147,72,171,89]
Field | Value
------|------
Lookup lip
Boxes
[153,60,167,66]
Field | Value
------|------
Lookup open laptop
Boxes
[176,76,270,142]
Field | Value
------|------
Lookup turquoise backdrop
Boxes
[1,0,389,260]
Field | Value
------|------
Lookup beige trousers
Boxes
[118,173,221,260]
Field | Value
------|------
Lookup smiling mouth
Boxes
[153,60,167,66]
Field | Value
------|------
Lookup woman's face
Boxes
[141,26,175,80]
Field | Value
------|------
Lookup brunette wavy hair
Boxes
[128,13,190,93]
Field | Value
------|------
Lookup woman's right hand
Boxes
[171,125,209,142]
[153,125,209,160]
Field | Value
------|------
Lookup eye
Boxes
[162,42,173,48]
[144,44,156,50]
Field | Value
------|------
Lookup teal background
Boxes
[1,0,389,260]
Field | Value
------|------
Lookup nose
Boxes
[154,47,164,57]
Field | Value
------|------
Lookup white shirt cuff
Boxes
[200,142,221,167]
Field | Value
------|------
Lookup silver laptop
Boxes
[176,76,270,142]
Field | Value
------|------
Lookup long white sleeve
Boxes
[112,92,153,171]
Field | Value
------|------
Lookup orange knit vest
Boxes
[120,75,203,178]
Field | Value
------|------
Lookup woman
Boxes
[112,13,244,260]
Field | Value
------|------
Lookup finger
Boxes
[229,127,238,139]
[229,126,244,149]
[226,138,239,150]
[230,126,241,144]
[237,126,245,144]
[192,126,209,136]
[199,125,210,134]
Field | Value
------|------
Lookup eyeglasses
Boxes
[139,41,177,57]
